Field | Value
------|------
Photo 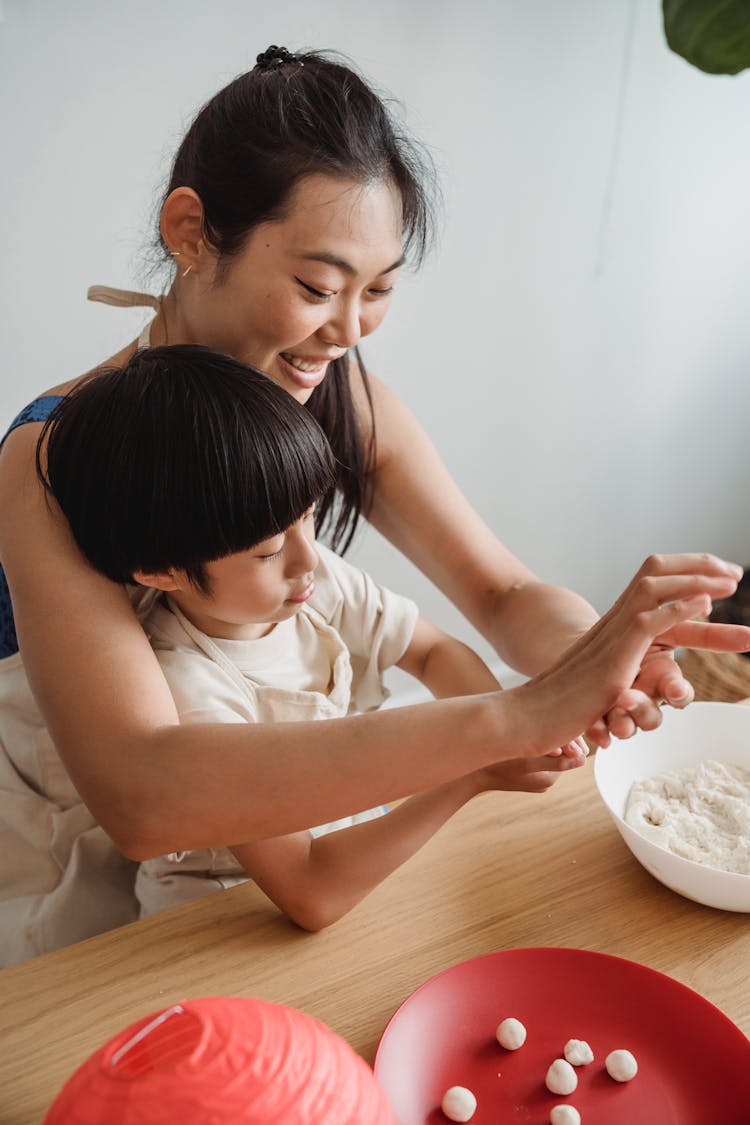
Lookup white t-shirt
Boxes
[136,545,418,915]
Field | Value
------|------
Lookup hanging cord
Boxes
[594,0,638,277]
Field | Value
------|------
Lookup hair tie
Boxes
[255,45,300,71]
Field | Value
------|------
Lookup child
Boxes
[22,345,584,941]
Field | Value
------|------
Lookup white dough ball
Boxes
[496,1017,527,1050]
[545,1058,578,1096]
[605,1049,638,1082]
[441,1085,477,1122]
[563,1038,594,1066]
[550,1106,581,1125]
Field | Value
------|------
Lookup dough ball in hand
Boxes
[563,1038,593,1066]
[441,1085,477,1122]
[550,1106,581,1125]
[605,1049,638,1082]
[545,1058,578,1096]
[496,1017,527,1050]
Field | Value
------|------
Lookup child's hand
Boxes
[473,738,588,795]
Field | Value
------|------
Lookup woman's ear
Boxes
[160,187,214,276]
[132,568,185,593]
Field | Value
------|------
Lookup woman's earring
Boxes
[171,250,192,278]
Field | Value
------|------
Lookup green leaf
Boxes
[663,0,750,74]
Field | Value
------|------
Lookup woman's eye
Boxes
[368,286,394,298]
[295,277,334,301]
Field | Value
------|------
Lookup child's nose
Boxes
[287,528,318,576]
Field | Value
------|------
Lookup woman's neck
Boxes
[149,286,192,347]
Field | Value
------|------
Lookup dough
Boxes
[550,1107,581,1125]
[624,759,750,874]
[563,1038,593,1066]
[605,1049,638,1082]
[441,1085,477,1122]
[545,1058,578,1096]
[496,1017,527,1050]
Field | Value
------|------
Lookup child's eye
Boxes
[255,534,285,560]
[295,277,334,301]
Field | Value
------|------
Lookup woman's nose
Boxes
[320,299,361,349]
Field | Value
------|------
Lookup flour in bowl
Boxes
[624,760,750,874]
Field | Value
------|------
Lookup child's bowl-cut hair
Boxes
[37,345,336,592]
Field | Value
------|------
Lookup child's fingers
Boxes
[561,736,589,758]
[519,755,585,792]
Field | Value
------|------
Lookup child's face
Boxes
[167,507,319,640]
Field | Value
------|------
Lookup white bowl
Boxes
[594,701,750,912]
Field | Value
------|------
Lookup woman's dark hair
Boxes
[36,345,335,593]
[157,46,438,551]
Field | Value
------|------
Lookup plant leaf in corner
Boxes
[663,0,750,74]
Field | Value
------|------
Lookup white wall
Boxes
[2,0,750,688]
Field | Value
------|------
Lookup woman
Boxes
[0,46,746,880]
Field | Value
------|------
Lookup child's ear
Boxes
[132,568,185,593]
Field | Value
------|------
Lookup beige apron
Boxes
[135,599,386,916]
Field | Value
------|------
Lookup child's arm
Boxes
[397,616,588,766]
[229,615,583,932]
[230,743,582,932]
[231,773,476,932]
[396,615,503,698]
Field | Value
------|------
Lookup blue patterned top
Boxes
[0,395,65,658]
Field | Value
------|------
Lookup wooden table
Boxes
[1,762,748,1124]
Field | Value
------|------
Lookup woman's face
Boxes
[188,174,405,403]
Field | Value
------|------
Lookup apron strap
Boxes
[87,285,162,311]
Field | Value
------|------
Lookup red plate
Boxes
[374,948,750,1125]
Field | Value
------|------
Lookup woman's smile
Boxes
[277,351,344,392]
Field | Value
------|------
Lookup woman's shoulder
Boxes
[44,339,140,398]
[0,341,140,463]
[351,366,423,462]
[3,395,65,434]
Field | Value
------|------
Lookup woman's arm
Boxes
[2,423,748,858]
[358,373,747,731]
[360,373,597,674]
[0,422,532,857]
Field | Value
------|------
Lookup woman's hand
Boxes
[589,610,750,743]
[586,645,686,744]
[508,554,750,757]
[586,560,750,745]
